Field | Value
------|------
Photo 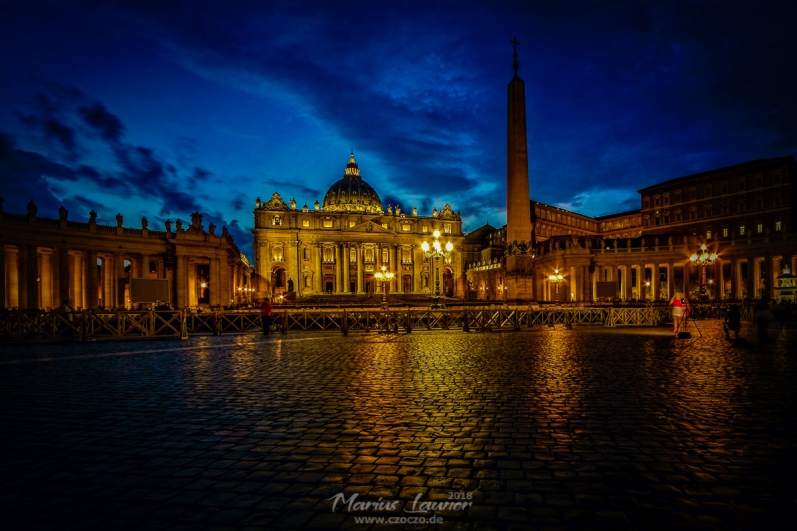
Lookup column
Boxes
[335,244,343,294]
[652,264,660,300]
[771,256,780,300]
[343,244,351,293]
[392,244,399,293]
[667,263,674,300]
[114,252,125,308]
[87,250,99,309]
[682,262,689,296]
[411,246,418,294]
[59,247,70,302]
[356,244,364,294]
[175,255,187,309]
[209,258,220,307]
[17,245,28,309]
[140,254,150,278]
[623,266,632,300]
[316,244,324,293]
[27,245,39,310]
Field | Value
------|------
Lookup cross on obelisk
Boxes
[510,37,520,75]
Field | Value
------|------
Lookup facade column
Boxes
[175,255,187,309]
[718,260,726,300]
[411,245,418,294]
[209,258,220,307]
[315,244,324,293]
[392,244,400,293]
[140,254,150,279]
[87,250,98,309]
[343,243,351,293]
[59,247,70,302]
[18,245,28,309]
[335,244,343,294]
[771,256,780,300]
[356,244,364,294]
[729,258,738,299]
[114,252,125,309]
[26,245,39,309]
[682,262,689,296]
[652,263,660,301]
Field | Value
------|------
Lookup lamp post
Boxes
[691,244,717,301]
[374,265,394,310]
[422,230,453,309]
[548,268,563,302]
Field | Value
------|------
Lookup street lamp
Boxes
[690,243,717,266]
[374,265,395,310]
[421,230,453,309]
[548,268,563,302]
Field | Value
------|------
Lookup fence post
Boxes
[564,310,572,329]
[281,311,288,334]
[342,309,348,336]
[80,311,88,342]
[463,308,470,332]
[213,311,222,336]
[180,309,189,339]
[406,309,412,333]
[513,310,521,331]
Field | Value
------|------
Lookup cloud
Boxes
[79,102,124,142]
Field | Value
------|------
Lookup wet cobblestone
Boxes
[1,322,796,529]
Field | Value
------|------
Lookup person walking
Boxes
[723,304,742,339]
[670,292,690,334]
[260,298,273,335]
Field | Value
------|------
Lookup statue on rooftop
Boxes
[116,213,123,227]
[58,205,68,220]
[27,199,37,216]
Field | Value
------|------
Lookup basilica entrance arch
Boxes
[271,265,286,297]
[443,267,454,297]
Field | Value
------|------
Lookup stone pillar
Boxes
[59,247,70,302]
[115,252,125,309]
[17,245,28,308]
[26,245,39,310]
[682,262,689,296]
[770,256,779,300]
[140,254,149,278]
[316,244,324,293]
[209,258,220,307]
[343,244,351,293]
[356,245,363,294]
[666,263,674,300]
[652,264,660,301]
[176,255,187,309]
[87,250,99,309]
[335,244,343,294]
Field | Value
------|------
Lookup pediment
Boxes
[345,219,395,234]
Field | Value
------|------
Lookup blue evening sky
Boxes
[1,0,795,258]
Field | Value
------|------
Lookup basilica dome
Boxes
[322,153,383,213]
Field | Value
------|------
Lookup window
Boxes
[675,210,682,222]
[643,197,650,209]
[722,227,729,238]
[720,200,729,215]
[303,248,310,260]
[272,245,283,261]
[323,220,333,228]
[775,220,782,232]
[323,247,334,262]
[738,179,745,191]
[349,221,356,228]
[739,225,746,236]
[444,224,452,234]
[382,248,389,263]
[737,199,746,213]
[402,224,411,232]
[674,190,682,203]
[704,184,712,198]
[402,248,411,263]
[663,193,670,205]
[706,230,712,240]
[756,223,763,234]
[350,248,356,262]
[643,216,650,227]
[422,226,428,233]
[689,207,697,220]
[721,181,728,194]
[381,223,388,229]
[365,248,374,262]
[272,216,282,226]
[689,187,697,200]
[774,193,783,207]
[774,171,782,184]
[302,220,309,227]
[653,195,660,207]
[755,174,763,188]
[704,204,713,217]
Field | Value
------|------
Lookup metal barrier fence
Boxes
[2,306,686,342]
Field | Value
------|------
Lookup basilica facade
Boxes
[252,153,465,300]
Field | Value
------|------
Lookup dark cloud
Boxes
[79,103,124,142]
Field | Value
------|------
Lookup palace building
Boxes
[464,44,797,304]
[1,205,252,310]
[251,153,465,301]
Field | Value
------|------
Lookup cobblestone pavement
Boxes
[1,321,796,530]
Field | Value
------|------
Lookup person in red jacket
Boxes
[260,298,273,335]
[670,292,690,333]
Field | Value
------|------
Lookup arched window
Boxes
[382,247,389,263]
[272,245,283,261]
